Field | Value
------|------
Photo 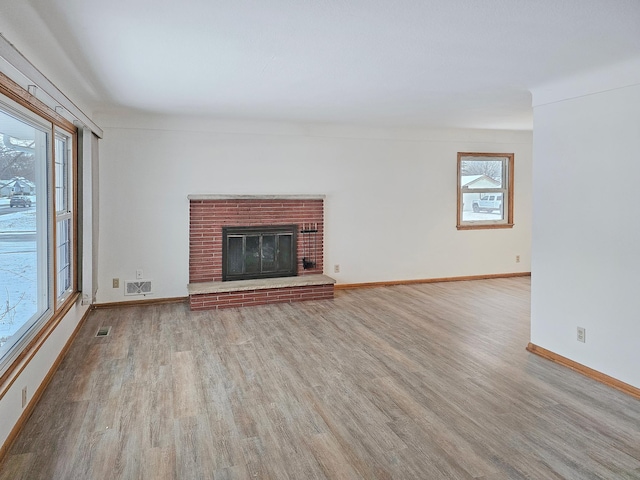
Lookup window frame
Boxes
[54,129,75,303]
[457,152,514,230]
[0,73,79,384]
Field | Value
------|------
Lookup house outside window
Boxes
[457,152,514,230]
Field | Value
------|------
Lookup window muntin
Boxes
[457,153,514,229]
[0,96,76,376]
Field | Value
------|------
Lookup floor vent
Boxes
[96,326,111,337]
[124,280,153,296]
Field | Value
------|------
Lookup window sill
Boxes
[457,223,514,230]
[0,292,81,396]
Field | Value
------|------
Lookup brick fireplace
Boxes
[188,195,335,310]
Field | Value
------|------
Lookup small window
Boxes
[457,152,514,230]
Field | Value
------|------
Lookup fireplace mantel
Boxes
[188,194,326,201]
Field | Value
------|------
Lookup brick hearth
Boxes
[188,274,336,310]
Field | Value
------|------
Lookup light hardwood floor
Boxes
[2,277,640,479]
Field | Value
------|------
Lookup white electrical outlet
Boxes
[136,269,144,280]
[516,255,520,263]
[577,326,586,343]
[334,264,340,274]
[112,278,119,288]
[22,386,27,408]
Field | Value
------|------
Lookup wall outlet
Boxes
[516,255,520,263]
[577,326,586,343]
[112,278,119,288]
[21,386,27,408]
[136,269,143,280]
[334,264,340,274]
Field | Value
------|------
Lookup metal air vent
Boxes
[96,326,112,337]
[124,280,153,296]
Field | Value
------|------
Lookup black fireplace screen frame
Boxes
[222,225,298,281]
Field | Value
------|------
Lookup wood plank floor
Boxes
[2,277,640,479]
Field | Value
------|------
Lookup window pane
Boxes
[461,159,503,188]
[56,218,71,297]
[461,192,505,222]
[55,136,68,213]
[0,109,49,353]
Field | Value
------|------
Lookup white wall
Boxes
[96,115,532,303]
[531,78,640,388]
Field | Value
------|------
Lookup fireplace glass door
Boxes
[223,226,297,281]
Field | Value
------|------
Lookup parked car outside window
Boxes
[9,196,32,207]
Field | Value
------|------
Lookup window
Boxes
[457,152,514,230]
[0,89,77,377]
[55,132,74,300]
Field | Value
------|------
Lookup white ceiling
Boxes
[2,0,640,129]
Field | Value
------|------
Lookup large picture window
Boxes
[0,93,76,376]
[457,152,514,230]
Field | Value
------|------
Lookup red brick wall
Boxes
[189,284,334,310]
[189,198,324,283]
